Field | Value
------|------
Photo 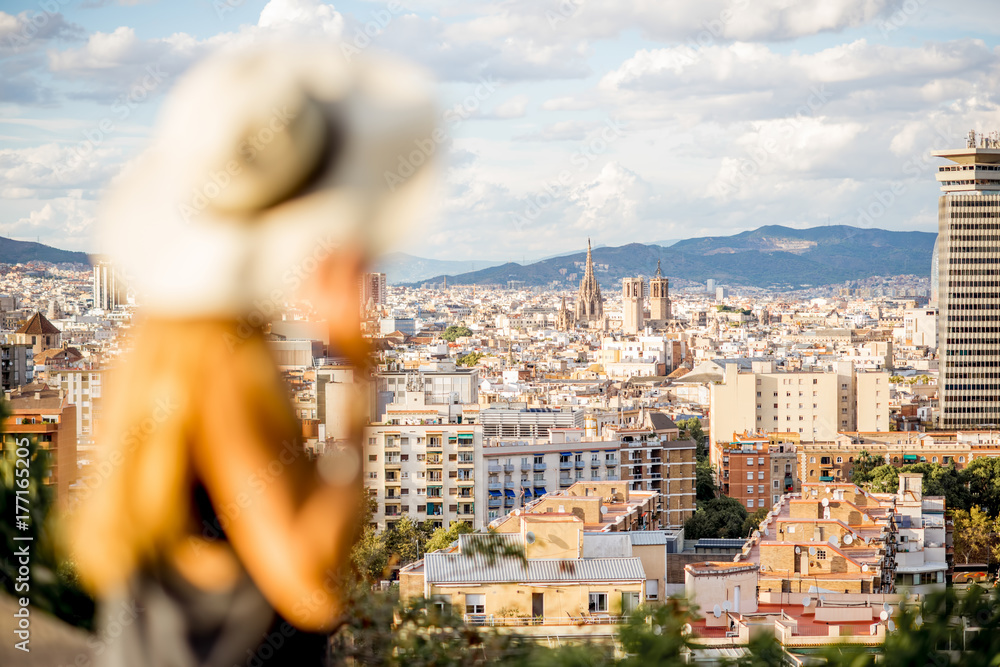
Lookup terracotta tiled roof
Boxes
[16,312,60,335]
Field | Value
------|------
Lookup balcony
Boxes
[503,464,515,473]
[504,496,516,507]
[488,464,502,473]
[606,475,619,481]
[605,458,618,467]
[534,463,547,471]
[488,498,502,509]
[575,460,585,469]
[591,459,600,468]
[521,462,532,472]
[457,505,475,516]
[384,457,402,467]
[457,438,475,449]
[504,479,517,488]
[560,461,573,470]
[458,458,475,466]
[488,482,502,491]
[559,476,573,487]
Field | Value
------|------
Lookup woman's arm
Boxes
[192,339,362,632]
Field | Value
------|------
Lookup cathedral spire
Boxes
[655,259,662,277]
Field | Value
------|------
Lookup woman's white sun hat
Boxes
[99,41,437,317]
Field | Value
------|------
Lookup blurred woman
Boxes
[70,43,435,667]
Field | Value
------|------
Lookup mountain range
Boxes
[400,225,937,289]
[0,236,90,265]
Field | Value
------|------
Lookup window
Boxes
[747,472,753,480]
[588,593,608,612]
[747,499,754,508]
[747,485,753,494]
[960,456,966,463]
[816,550,827,560]
[836,457,842,463]
[810,457,815,463]
[748,458,754,466]
[758,457,764,465]
[758,471,764,479]
[465,594,485,614]
[773,480,779,489]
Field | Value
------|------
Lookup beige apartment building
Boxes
[709,361,890,455]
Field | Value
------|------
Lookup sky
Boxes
[1,0,999,262]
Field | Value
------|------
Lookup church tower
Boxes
[556,295,575,331]
[575,239,604,324]
[622,276,644,334]
[649,259,671,326]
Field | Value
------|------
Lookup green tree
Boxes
[963,457,1000,517]
[382,515,427,566]
[695,458,716,501]
[849,449,883,485]
[424,521,474,553]
[864,464,902,493]
[953,506,994,565]
[683,496,748,540]
[457,351,483,367]
[441,325,472,342]
[675,418,706,459]
[351,525,390,582]
[0,430,95,629]
[740,508,769,538]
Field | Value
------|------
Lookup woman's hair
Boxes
[70,319,305,594]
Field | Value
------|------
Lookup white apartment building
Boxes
[363,422,480,531]
[709,361,890,454]
[49,368,103,452]
[479,428,621,524]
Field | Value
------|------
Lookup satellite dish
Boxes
[753,530,760,539]
[681,624,691,636]
[844,534,854,545]
[825,487,831,494]
[888,620,896,632]
[763,528,769,537]
[795,546,802,554]
[809,546,817,556]
[525,531,536,544]
[722,601,731,612]
[883,602,891,613]
[880,610,889,621]
[821,498,829,507]
[802,596,812,607]
[788,526,796,534]
[713,604,722,618]
[862,564,869,572]
[600,506,608,516]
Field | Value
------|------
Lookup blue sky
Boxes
[1,0,999,261]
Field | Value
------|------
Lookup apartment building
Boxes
[3,384,77,507]
[400,517,646,632]
[479,428,620,525]
[715,437,798,511]
[796,430,1000,486]
[0,342,33,391]
[737,474,947,595]
[364,422,480,531]
[49,368,103,453]
[605,411,697,529]
[709,361,890,452]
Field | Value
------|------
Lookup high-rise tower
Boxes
[936,130,1000,429]
[575,239,604,323]
[649,260,671,326]
[622,276,644,334]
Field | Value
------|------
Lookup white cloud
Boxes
[0,197,96,249]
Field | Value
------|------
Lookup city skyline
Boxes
[2,0,1000,260]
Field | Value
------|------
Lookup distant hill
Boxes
[403,225,936,289]
[375,252,504,284]
[0,237,90,265]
